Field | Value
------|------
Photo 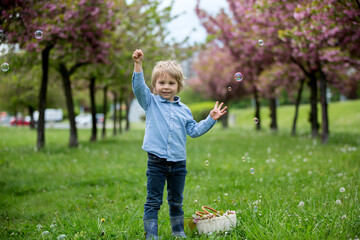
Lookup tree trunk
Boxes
[355,0,360,9]
[221,108,229,128]
[89,76,97,142]
[269,97,277,131]
[119,96,123,133]
[112,91,117,136]
[308,75,319,138]
[59,63,78,147]
[125,97,130,131]
[102,85,108,139]
[28,106,35,130]
[291,78,305,136]
[254,88,261,130]
[37,45,53,150]
[319,69,329,144]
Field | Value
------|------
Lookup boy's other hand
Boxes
[132,49,144,63]
[210,101,227,120]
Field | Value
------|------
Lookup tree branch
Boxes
[290,56,311,78]
[69,62,88,76]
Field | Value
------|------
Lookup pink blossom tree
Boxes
[1,0,117,148]
[191,44,248,127]
[196,0,360,143]
[258,63,304,131]
[281,0,360,143]
[196,0,283,130]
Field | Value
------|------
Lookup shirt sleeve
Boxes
[132,71,151,110]
[186,114,216,138]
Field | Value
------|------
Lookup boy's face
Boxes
[154,74,178,102]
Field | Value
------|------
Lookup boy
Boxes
[132,49,227,239]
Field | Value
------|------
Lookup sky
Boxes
[159,0,228,44]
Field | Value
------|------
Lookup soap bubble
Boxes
[234,72,243,82]
[253,206,258,212]
[205,160,209,166]
[242,156,246,162]
[227,86,232,92]
[250,168,255,174]
[254,118,259,124]
[1,62,10,72]
[34,30,43,39]
[258,39,264,46]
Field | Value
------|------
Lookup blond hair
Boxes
[151,60,185,93]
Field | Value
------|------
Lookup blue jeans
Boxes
[144,153,187,220]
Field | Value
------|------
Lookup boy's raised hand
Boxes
[132,49,144,63]
[210,101,227,121]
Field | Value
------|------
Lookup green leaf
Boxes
[185,217,197,231]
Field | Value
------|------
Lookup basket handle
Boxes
[195,211,207,217]
[202,206,220,216]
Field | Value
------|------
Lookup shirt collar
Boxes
[157,94,181,104]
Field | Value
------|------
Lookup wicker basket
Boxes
[194,206,236,234]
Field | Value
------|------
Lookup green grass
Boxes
[0,100,359,239]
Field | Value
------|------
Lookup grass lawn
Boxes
[0,100,359,239]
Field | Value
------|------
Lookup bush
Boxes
[178,87,211,105]
[187,101,214,122]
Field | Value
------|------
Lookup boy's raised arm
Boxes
[132,49,144,73]
[132,49,151,110]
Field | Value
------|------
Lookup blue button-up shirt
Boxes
[132,71,216,162]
